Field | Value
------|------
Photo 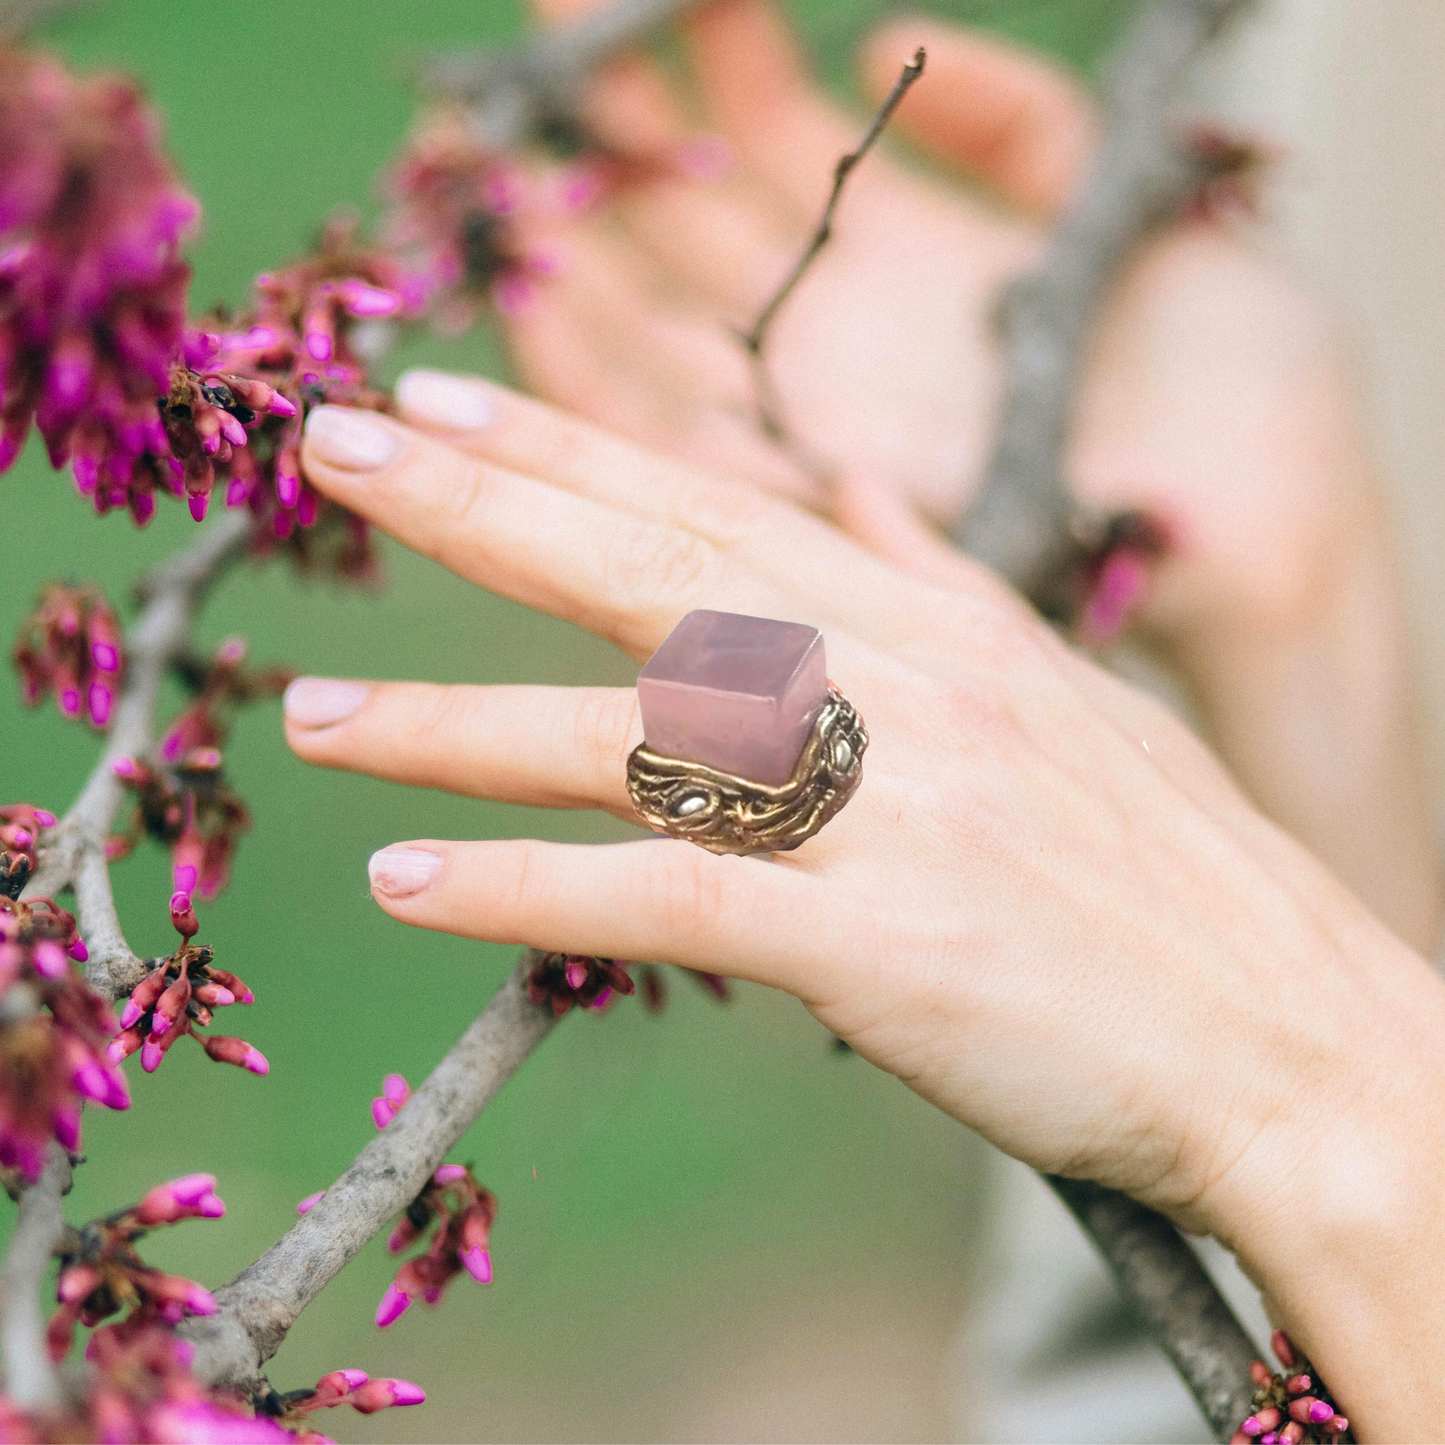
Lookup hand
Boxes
[288,380,1445,1438]
[504,1,1443,954]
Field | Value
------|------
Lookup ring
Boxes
[625,610,867,856]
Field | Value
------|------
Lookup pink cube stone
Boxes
[637,610,829,785]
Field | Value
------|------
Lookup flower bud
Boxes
[375,1281,410,1328]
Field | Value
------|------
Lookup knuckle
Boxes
[603,522,718,614]
[649,848,731,941]
[438,458,496,536]
[573,691,642,779]
[401,684,481,751]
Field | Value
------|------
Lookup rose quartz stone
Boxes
[637,610,828,784]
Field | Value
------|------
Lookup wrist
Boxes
[1206,930,1445,1440]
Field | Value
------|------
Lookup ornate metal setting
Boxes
[625,687,867,855]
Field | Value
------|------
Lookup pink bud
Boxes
[1271,1330,1296,1369]
[338,1369,369,1391]
[32,811,56,828]
[268,394,296,418]
[141,1041,163,1072]
[88,683,113,728]
[433,1164,466,1185]
[1330,1417,1348,1434]
[67,938,88,963]
[10,829,30,850]
[91,642,118,673]
[57,1264,101,1305]
[383,1073,410,1105]
[119,999,143,1029]
[52,1105,81,1152]
[371,1099,395,1130]
[188,492,209,522]
[297,1191,325,1215]
[460,1245,492,1284]
[375,1282,410,1328]
[218,412,248,447]
[243,1047,268,1075]
[112,758,140,781]
[1247,1409,1280,1433]
[1284,1375,1311,1395]
[183,1284,218,1316]
[564,959,588,990]
[172,1339,195,1368]
[169,1173,218,1206]
[32,941,68,978]
[1280,1426,1305,1445]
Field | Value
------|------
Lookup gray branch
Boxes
[951,0,1246,620]
[22,510,252,1001]
[421,0,695,150]
[181,954,556,1388]
[0,1145,73,1408]
[1046,1177,1258,1440]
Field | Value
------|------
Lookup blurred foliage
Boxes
[1,0,1135,1439]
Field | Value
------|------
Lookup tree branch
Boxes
[1046,1177,1259,1441]
[0,1144,73,1408]
[22,510,252,1001]
[951,0,1246,620]
[738,48,926,460]
[181,953,556,1389]
[421,0,697,150]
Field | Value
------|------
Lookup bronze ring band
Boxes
[625,687,868,856]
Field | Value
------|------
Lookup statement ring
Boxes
[625,610,868,856]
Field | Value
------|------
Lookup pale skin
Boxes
[287,385,1445,1441]
[497,0,1443,954]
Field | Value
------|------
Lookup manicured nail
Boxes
[396,369,496,431]
[369,846,442,898]
[284,677,370,728]
[305,405,399,470]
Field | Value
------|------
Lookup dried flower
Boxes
[635,962,731,1011]
[107,907,262,1077]
[13,582,123,727]
[0,871,123,1182]
[525,952,635,1017]
[0,802,55,871]
[0,48,196,523]
[1232,1331,1348,1445]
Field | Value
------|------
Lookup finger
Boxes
[858,16,1096,217]
[683,0,873,215]
[364,835,826,997]
[283,679,640,816]
[300,403,797,659]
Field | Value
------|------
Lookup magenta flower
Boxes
[1232,1331,1348,1445]
[0,801,56,872]
[12,582,124,728]
[525,951,635,1017]
[0,49,197,522]
[108,900,261,1078]
[0,869,123,1181]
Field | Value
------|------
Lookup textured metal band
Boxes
[625,687,867,856]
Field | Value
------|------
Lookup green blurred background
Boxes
[2,2,1133,1439]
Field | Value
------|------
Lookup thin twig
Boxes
[0,1144,74,1408]
[737,48,926,456]
[181,953,556,1388]
[951,0,1247,619]
[22,511,252,1001]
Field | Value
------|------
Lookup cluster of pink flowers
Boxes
[13,583,123,728]
[525,952,636,1016]
[108,636,289,902]
[0,849,126,1181]
[0,802,54,873]
[0,1170,424,1441]
[297,1074,497,1327]
[1231,1331,1348,1445]
[382,111,543,331]
[157,211,405,575]
[107,906,262,1077]
[0,48,195,522]
[526,952,731,1017]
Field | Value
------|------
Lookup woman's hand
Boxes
[288,382,1445,1439]
[500,0,1443,954]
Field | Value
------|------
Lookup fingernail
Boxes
[285,677,370,728]
[369,846,442,899]
[396,370,496,431]
[305,406,399,470]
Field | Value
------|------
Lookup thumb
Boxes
[857,15,1097,218]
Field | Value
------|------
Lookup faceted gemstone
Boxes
[637,610,828,784]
